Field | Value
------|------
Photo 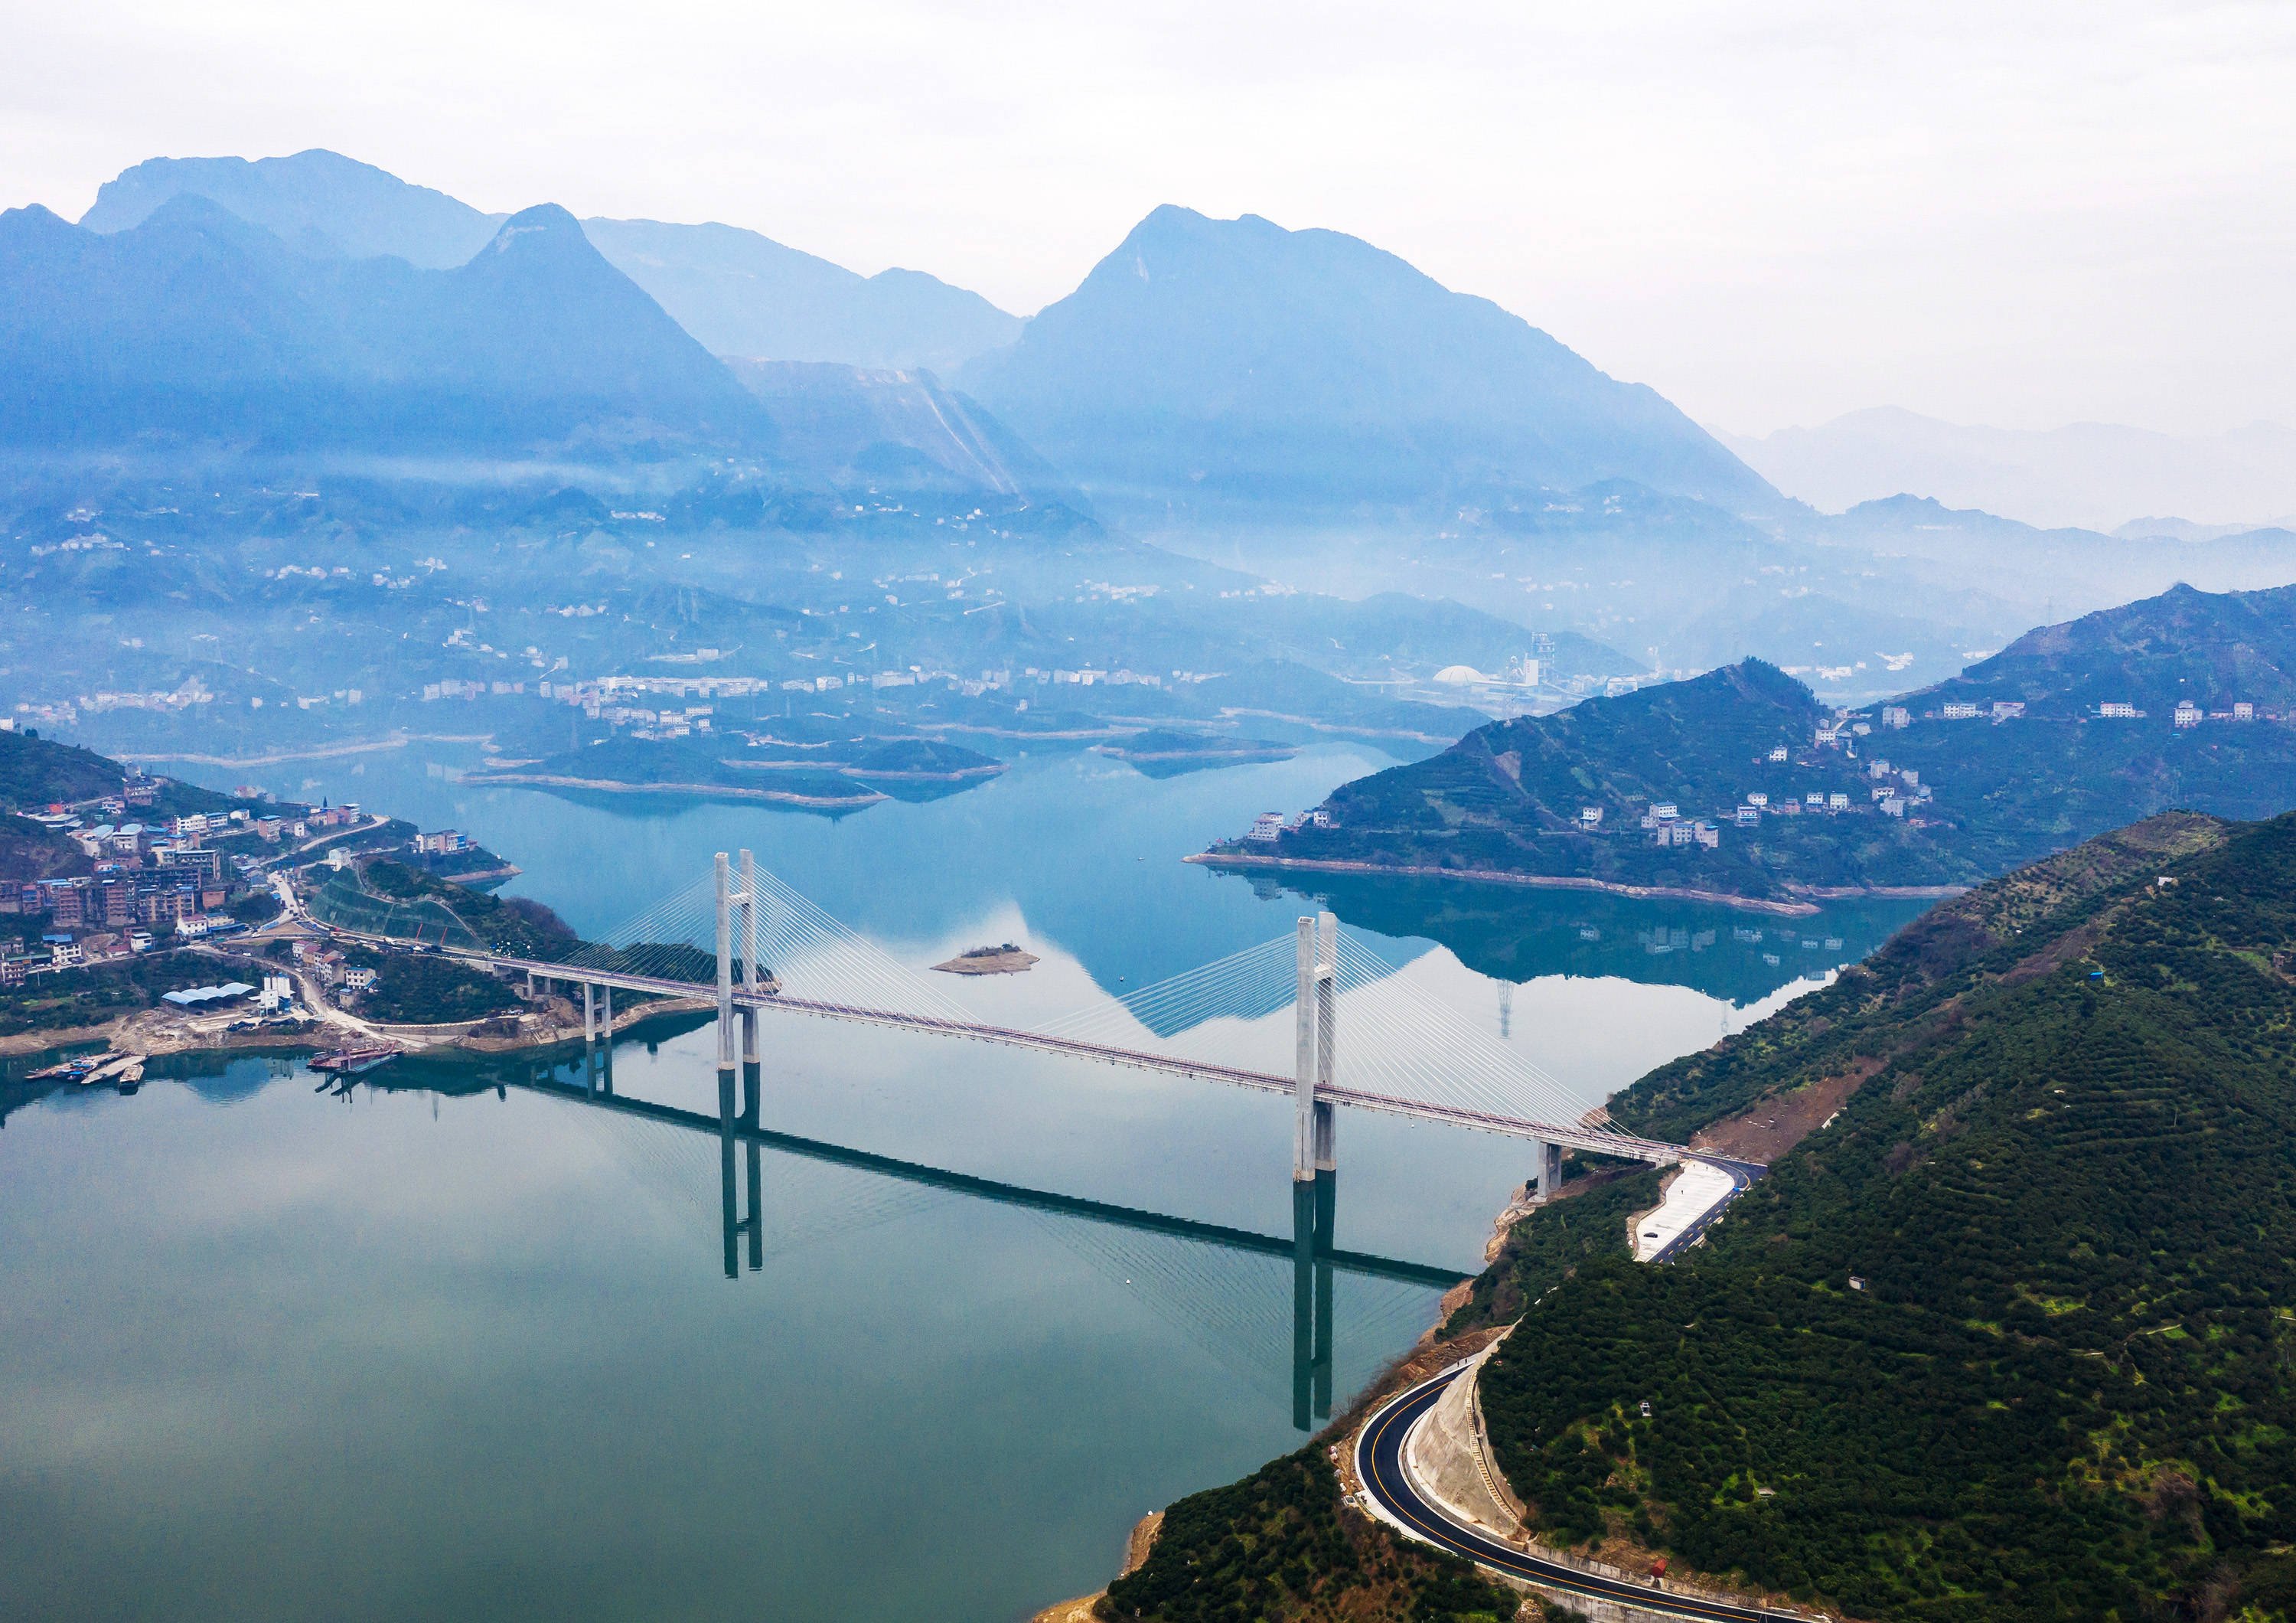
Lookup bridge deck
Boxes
[484,953,1684,1164]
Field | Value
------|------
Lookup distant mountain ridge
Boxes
[0,196,765,450]
[1923,581,2296,717]
[580,219,1019,373]
[1225,582,2296,902]
[1724,405,2296,532]
[77,149,1021,374]
[960,205,1780,527]
[81,149,501,266]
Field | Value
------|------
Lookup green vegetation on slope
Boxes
[0,729,126,807]
[0,812,94,886]
[1267,659,1958,898]
[1101,1448,1515,1623]
[1924,581,2296,719]
[308,860,761,985]
[0,728,230,818]
[1473,809,2296,1621]
[336,942,519,1024]
[1440,1165,1662,1340]
[1261,609,2296,899]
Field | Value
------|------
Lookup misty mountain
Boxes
[80,149,502,267]
[959,206,1779,530]
[0,197,765,450]
[1821,495,2296,600]
[79,149,1021,374]
[1723,405,2296,533]
[723,360,1068,499]
[581,219,1019,372]
[2114,514,2296,543]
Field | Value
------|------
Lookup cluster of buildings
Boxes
[2171,700,2259,728]
[1,782,382,980]
[1243,808,1332,842]
[1861,759,1936,819]
[1637,803,1723,849]
[1871,697,2274,729]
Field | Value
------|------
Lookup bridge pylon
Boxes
[1293,913,1337,1182]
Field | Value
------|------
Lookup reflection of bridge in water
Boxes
[416,851,1710,1198]
[528,1050,1456,1431]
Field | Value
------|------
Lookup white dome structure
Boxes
[1433,665,1489,685]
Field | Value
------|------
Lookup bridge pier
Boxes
[1533,1138,1564,1198]
[740,848,762,1122]
[1294,913,1337,1183]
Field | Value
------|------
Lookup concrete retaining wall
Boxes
[1404,1339,1524,1536]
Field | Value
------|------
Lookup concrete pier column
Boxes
[739,850,762,1001]
[1533,1138,1564,1198]
[1293,919,1316,1182]
[1294,916,1336,1181]
[1314,911,1337,1174]
[739,848,762,1114]
[598,984,614,1093]
[582,981,595,1045]
[713,852,735,1074]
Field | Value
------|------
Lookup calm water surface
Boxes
[1,743,1931,1621]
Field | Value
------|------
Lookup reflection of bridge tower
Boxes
[1498,981,1512,1041]
[1293,1168,1336,1430]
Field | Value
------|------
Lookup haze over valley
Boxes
[8,15,2296,1621]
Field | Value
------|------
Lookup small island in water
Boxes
[931,942,1040,975]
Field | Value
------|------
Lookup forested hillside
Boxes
[1477,809,2296,1620]
[1238,585,2296,901]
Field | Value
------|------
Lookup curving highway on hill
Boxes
[1354,1365,1801,1623]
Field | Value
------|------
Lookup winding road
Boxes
[1353,1366,1799,1622]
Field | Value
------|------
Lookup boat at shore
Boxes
[308,1044,402,1075]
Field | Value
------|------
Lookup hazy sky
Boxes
[6,1,2291,437]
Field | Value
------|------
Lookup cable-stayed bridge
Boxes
[410,849,1698,1183]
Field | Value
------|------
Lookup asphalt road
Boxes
[1647,1155,1765,1264]
[1353,1367,1796,1623]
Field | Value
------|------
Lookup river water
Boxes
[1,741,1929,1621]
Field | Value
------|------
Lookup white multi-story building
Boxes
[1244,812,1286,843]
